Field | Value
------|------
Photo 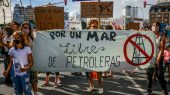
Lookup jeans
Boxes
[13,74,32,95]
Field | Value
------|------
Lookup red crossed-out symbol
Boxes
[123,33,154,66]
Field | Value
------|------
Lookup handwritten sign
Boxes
[81,2,113,18]
[34,6,64,30]
[0,0,11,24]
[32,30,156,72]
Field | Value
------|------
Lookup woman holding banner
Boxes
[20,21,39,95]
[144,22,168,95]
[85,19,103,94]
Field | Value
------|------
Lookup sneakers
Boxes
[53,83,58,88]
[87,87,94,92]
[41,82,49,87]
[98,88,103,94]
[144,92,152,95]
[57,80,62,86]
[152,78,158,83]
[53,81,62,88]
[163,90,168,95]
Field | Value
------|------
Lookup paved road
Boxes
[0,63,170,95]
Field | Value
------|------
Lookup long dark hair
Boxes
[153,22,160,32]
[21,21,33,40]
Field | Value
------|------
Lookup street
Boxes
[0,63,170,95]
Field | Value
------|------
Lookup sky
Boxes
[11,0,157,19]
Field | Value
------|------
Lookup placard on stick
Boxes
[34,6,64,30]
[81,2,113,18]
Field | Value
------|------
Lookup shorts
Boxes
[30,71,38,84]
[85,72,102,80]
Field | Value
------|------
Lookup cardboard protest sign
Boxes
[34,6,64,30]
[81,2,113,18]
[32,30,156,72]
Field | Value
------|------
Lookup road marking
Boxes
[123,72,145,94]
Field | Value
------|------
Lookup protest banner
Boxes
[32,30,156,72]
[0,0,12,24]
[34,6,64,30]
[81,2,113,18]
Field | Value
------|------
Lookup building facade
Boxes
[13,4,35,24]
[157,0,170,3]
[149,2,170,25]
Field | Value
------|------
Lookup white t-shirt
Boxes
[9,47,32,76]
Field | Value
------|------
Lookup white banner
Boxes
[0,0,12,24]
[32,30,156,72]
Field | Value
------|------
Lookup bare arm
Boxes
[3,56,13,76]
[156,34,166,65]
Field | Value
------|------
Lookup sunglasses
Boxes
[91,26,97,28]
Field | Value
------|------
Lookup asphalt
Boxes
[0,62,170,95]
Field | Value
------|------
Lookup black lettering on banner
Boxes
[50,31,66,40]
[115,56,120,67]
[50,32,55,40]
[48,56,56,67]
[100,56,104,67]
[89,57,95,68]
[56,31,60,37]
[101,32,109,41]
[70,31,81,39]
[72,56,77,68]
[87,31,99,42]
[110,56,120,67]
[92,57,97,68]
[83,56,89,68]
[110,32,116,41]
[79,56,83,67]
[59,43,105,54]
[66,56,72,68]
[61,30,66,37]
[105,56,110,67]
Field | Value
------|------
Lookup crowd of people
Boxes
[0,20,170,95]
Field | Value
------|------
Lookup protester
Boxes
[20,21,38,95]
[10,21,20,32]
[102,25,114,78]
[0,26,13,85]
[163,43,170,83]
[86,19,103,94]
[3,31,33,95]
[144,22,168,95]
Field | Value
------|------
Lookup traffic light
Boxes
[64,0,67,5]
[144,0,147,8]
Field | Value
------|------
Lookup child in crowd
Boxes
[3,31,33,95]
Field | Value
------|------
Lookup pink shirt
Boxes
[164,50,170,63]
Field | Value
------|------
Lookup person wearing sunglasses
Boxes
[3,31,33,95]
